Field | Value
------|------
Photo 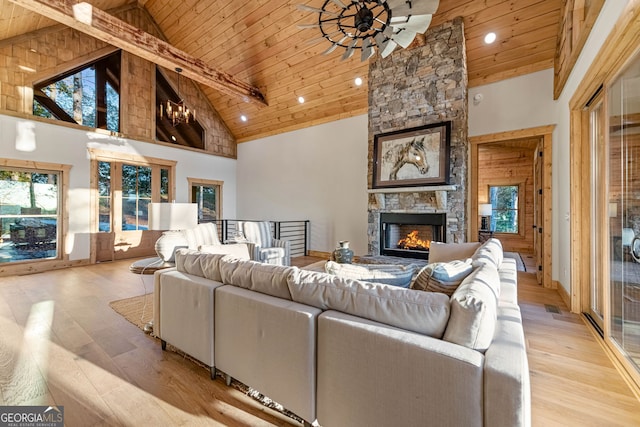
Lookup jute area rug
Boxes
[108,293,153,330]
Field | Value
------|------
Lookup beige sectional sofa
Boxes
[153,238,530,427]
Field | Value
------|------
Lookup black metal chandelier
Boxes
[159,67,195,126]
[298,0,440,61]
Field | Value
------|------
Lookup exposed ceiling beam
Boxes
[8,0,268,106]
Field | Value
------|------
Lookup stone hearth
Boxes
[367,18,468,256]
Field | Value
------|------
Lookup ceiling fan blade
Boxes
[361,38,375,61]
[297,4,340,16]
[342,38,358,60]
[324,35,349,55]
[374,32,396,56]
[390,28,416,48]
[390,14,432,34]
[329,0,347,8]
[297,23,321,29]
[387,0,439,16]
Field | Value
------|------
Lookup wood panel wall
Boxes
[0,4,236,158]
[478,142,537,254]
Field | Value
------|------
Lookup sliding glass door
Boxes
[607,56,640,368]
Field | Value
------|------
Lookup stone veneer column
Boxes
[367,17,468,254]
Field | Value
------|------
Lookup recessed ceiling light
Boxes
[484,32,496,44]
[298,96,305,104]
[171,135,177,142]
[240,115,247,122]
[354,77,363,86]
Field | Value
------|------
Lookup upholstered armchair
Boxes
[239,221,291,266]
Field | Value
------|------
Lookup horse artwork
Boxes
[381,136,431,181]
[373,122,451,188]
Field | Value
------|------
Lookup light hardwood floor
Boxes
[0,257,639,426]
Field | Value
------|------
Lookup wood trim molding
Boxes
[470,125,555,288]
[8,0,267,106]
[553,0,605,99]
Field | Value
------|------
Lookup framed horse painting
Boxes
[372,121,451,188]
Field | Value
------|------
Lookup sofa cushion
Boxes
[324,261,417,288]
[199,243,251,260]
[443,263,500,353]
[175,248,206,278]
[429,241,481,263]
[412,259,473,295]
[471,238,504,269]
[219,257,296,300]
[288,269,450,338]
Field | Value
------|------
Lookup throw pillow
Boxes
[412,259,473,295]
[471,238,504,269]
[442,263,500,353]
[324,261,417,288]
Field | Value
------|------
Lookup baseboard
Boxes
[555,280,571,311]
[0,258,91,277]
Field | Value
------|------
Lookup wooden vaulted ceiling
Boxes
[0,0,564,143]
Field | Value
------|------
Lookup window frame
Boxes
[32,50,121,132]
[486,181,526,237]
[187,177,223,223]
[0,158,70,270]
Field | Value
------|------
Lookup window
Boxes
[121,164,151,231]
[156,68,205,149]
[489,185,519,233]
[33,51,121,132]
[188,178,222,223]
[0,164,65,264]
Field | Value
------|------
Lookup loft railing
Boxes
[206,219,310,258]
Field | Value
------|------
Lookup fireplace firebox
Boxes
[380,213,446,259]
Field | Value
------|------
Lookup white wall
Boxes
[237,115,369,255]
[468,68,557,137]
[468,0,631,293]
[0,114,237,261]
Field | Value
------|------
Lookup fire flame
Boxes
[397,230,431,251]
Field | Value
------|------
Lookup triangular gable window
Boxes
[33,51,121,133]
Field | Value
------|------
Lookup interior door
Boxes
[533,139,544,285]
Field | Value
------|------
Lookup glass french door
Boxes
[91,151,175,262]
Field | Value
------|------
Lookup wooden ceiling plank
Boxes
[466,23,559,55]
[162,1,250,49]
[8,0,268,106]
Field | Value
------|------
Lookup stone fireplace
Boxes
[367,17,468,256]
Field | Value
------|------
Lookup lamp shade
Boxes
[479,203,493,216]
[148,203,198,231]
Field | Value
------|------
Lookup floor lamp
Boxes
[148,202,198,264]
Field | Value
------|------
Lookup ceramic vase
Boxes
[333,240,354,264]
